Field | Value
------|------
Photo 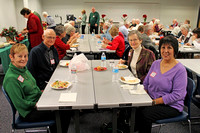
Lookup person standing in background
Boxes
[79,10,87,34]
[20,8,43,51]
[42,12,56,30]
[89,7,100,34]
[32,10,43,27]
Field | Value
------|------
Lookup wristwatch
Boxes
[152,100,156,106]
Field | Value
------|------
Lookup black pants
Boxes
[23,109,72,133]
[82,25,86,34]
[135,105,181,133]
[90,25,98,34]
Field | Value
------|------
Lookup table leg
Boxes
[75,110,80,133]
[112,109,117,133]
[130,108,136,133]
[55,111,62,133]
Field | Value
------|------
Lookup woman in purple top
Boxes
[135,35,187,133]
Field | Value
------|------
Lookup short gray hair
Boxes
[65,25,75,35]
[128,30,142,41]
[124,21,130,25]
[180,24,189,32]
[42,11,48,16]
[104,22,111,28]
[55,25,66,36]
[143,24,153,34]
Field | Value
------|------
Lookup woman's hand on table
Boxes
[102,43,108,48]
[96,35,101,38]
[118,59,125,64]
[185,43,192,46]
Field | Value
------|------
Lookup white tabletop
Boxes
[92,60,152,108]
[177,59,200,74]
[179,46,200,53]
[37,61,95,110]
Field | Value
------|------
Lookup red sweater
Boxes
[54,36,70,60]
[106,32,125,57]
[27,13,43,48]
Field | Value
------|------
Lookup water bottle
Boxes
[112,66,119,82]
[180,41,184,50]
[101,52,106,67]
[92,32,95,36]
[71,64,77,83]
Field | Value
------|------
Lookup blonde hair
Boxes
[10,43,28,57]
[81,10,86,14]
[109,25,119,37]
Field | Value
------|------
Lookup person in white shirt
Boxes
[119,21,130,45]
[192,28,200,49]
[178,24,193,45]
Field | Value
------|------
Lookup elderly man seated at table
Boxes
[102,25,125,58]
[54,25,76,60]
[141,24,158,48]
[62,24,80,44]
[96,22,112,41]
[109,19,113,26]
[119,30,155,82]
[153,19,162,33]
[129,18,136,29]
[27,29,59,90]
[178,24,193,45]
[119,21,130,46]
[169,19,178,29]
[135,19,143,30]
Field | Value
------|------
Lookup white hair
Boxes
[180,24,189,32]
[135,19,140,24]
[144,24,153,34]
[104,22,111,28]
[109,19,113,24]
[65,25,75,35]
[154,19,160,24]
[124,21,130,25]
[42,11,48,16]
[64,23,71,29]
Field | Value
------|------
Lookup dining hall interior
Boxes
[1,0,200,133]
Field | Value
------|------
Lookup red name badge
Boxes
[50,59,55,65]
[17,75,24,83]
[150,72,157,77]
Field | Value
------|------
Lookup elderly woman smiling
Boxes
[134,35,187,133]
[119,30,155,82]
[178,24,193,45]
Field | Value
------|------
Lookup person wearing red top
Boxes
[20,8,43,50]
[54,25,77,60]
[102,25,125,58]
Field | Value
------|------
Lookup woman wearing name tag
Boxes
[119,30,155,82]
[135,36,187,133]
[3,43,71,133]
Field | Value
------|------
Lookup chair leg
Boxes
[47,126,51,133]
[11,129,15,133]
[188,119,191,133]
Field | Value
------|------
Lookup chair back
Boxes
[195,74,200,95]
[1,86,17,129]
[185,77,195,119]
[186,67,193,80]
[148,45,159,59]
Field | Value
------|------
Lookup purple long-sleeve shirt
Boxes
[143,59,187,112]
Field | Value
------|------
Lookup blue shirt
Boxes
[100,26,112,41]
[119,25,128,42]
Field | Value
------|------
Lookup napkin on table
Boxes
[59,93,77,102]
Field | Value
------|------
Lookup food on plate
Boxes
[96,66,105,71]
[120,77,140,84]
[66,62,69,66]
[60,61,70,67]
[71,44,79,48]
[127,79,140,83]
[117,64,128,69]
[0,44,5,48]
[121,76,125,81]
[51,80,70,89]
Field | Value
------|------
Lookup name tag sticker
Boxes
[50,59,55,65]
[18,75,24,83]
[150,72,157,77]
[93,15,95,18]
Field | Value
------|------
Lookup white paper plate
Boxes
[50,81,72,90]
[60,60,70,67]
[119,77,140,84]
[117,64,128,70]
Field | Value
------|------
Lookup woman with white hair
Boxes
[96,22,112,41]
[62,24,79,44]
[154,19,161,32]
[178,24,193,45]
[42,11,56,30]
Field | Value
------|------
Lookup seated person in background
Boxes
[119,21,130,46]
[96,22,112,41]
[102,25,125,58]
[69,20,75,27]
[138,25,144,34]
[27,29,59,90]
[149,18,156,25]
[62,24,80,44]
[171,23,182,37]
[169,19,178,29]
[184,19,191,31]
[3,43,71,133]
[141,24,158,48]
[42,11,56,30]
[54,25,76,60]
[192,28,200,49]
[135,19,143,30]
[119,31,155,82]
[108,19,113,26]
[154,19,162,33]
[178,24,193,45]
[135,35,187,133]
[129,18,136,29]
